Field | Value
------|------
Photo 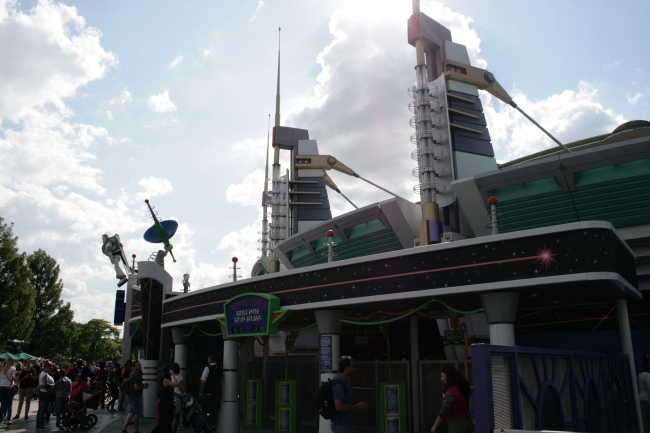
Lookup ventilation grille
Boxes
[491,355,513,429]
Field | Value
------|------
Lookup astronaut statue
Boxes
[182,273,190,293]
[102,234,128,280]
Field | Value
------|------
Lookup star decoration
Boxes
[535,245,558,269]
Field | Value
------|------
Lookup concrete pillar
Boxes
[262,338,269,420]
[480,292,519,346]
[240,338,255,415]
[140,360,159,418]
[617,299,643,432]
[171,328,188,379]
[315,310,345,433]
[410,316,421,433]
[121,273,138,366]
[220,323,239,433]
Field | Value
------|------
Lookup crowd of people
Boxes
[0,357,129,430]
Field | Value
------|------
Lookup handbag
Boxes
[5,372,18,395]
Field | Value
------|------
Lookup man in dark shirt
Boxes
[331,356,367,433]
[66,360,94,384]
[199,354,223,428]
[120,361,148,433]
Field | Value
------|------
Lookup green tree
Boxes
[0,217,36,346]
[76,319,121,364]
[26,249,77,356]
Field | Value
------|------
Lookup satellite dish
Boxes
[143,220,178,243]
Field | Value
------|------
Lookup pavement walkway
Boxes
[0,396,289,433]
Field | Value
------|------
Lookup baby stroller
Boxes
[67,387,100,428]
[180,393,216,433]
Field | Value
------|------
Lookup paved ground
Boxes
[0,396,287,433]
[0,396,124,433]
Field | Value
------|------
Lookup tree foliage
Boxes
[75,319,122,364]
[1,216,119,363]
[27,249,77,356]
[0,217,35,344]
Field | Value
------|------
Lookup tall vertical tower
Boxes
[268,28,285,273]
[407,6,498,239]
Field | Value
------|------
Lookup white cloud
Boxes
[225,169,265,208]
[147,89,177,113]
[0,0,117,120]
[604,60,621,69]
[627,92,645,105]
[202,46,213,59]
[483,82,625,161]
[216,215,262,282]
[106,110,113,120]
[249,0,265,22]
[110,89,132,105]
[168,55,183,69]
[134,177,174,201]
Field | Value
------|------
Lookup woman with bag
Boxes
[0,358,17,425]
[36,361,54,430]
[171,363,185,433]
[14,359,37,420]
[149,365,178,433]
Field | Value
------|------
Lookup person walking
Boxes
[36,360,54,431]
[120,360,148,433]
[14,359,37,420]
[95,362,108,408]
[199,355,222,428]
[150,365,178,433]
[330,356,368,433]
[430,365,472,433]
[0,358,17,425]
[51,370,72,432]
[118,359,132,411]
[106,362,121,412]
[171,363,185,433]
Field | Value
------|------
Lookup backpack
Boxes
[316,378,346,420]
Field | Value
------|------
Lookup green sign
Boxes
[218,293,291,338]
[380,382,406,433]
[275,380,296,433]
[244,378,263,428]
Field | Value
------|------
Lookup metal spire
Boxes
[264,114,270,192]
[274,27,281,127]
[269,27,283,273]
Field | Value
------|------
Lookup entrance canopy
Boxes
[162,221,638,330]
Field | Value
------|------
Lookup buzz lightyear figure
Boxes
[102,233,127,279]
[182,273,190,293]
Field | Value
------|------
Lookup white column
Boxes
[410,316,421,433]
[315,310,345,433]
[480,292,519,346]
[262,338,269,420]
[617,299,643,432]
[121,274,138,366]
[174,344,187,378]
[171,328,189,379]
[140,360,159,418]
[488,323,515,346]
[220,338,240,433]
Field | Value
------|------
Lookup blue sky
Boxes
[1,0,648,326]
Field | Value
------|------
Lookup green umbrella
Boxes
[15,352,37,361]
[0,352,19,360]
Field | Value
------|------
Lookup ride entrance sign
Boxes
[219,293,291,338]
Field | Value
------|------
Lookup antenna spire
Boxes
[274,27,281,127]
[264,114,270,192]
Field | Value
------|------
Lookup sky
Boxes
[1,0,648,327]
